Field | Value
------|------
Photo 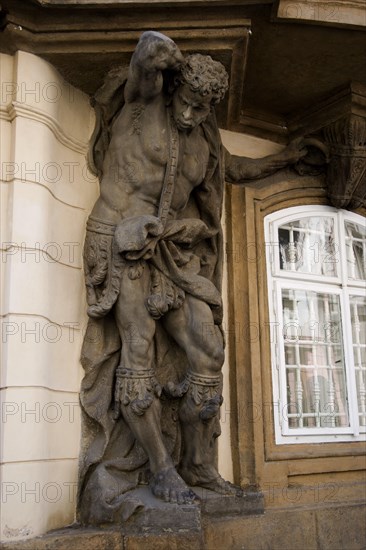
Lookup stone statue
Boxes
[79,31,306,525]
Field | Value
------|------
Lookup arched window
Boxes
[265,206,366,444]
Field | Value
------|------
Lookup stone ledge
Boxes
[2,498,364,550]
[194,486,264,517]
[203,500,366,550]
[0,527,204,550]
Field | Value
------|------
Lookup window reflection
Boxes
[345,221,366,280]
[279,217,337,277]
[282,288,349,429]
[350,296,366,427]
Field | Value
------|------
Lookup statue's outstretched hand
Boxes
[281,137,308,164]
[224,136,309,183]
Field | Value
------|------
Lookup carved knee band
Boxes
[167,371,223,421]
[186,372,223,420]
[114,367,162,417]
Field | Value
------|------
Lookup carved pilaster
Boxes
[323,115,366,209]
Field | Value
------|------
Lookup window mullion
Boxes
[340,288,360,435]
[273,280,288,435]
[338,210,348,286]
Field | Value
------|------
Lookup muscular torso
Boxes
[91,95,210,224]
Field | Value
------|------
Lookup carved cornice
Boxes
[1,0,364,142]
[0,2,250,128]
[275,0,366,29]
[288,81,366,138]
[236,82,366,144]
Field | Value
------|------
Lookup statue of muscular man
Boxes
[80,31,306,515]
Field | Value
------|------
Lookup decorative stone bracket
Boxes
[323,115,366,209]
[289,82,366,211]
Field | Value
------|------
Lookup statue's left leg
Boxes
[163,295,242,495]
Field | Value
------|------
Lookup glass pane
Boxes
[282,288,349,429]
[278,216,337,277]
[350,296,366,427]
[345,220,366,281]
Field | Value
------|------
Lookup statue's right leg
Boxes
[114,263,196,504]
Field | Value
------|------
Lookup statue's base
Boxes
[118,486,201,532]
[119,486,264,533]
[1,487,264,549]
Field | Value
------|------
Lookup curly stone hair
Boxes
[178,53,229,104]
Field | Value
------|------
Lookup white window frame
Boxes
[265,205,366,444]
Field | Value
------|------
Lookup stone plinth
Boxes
[0,488,264,549]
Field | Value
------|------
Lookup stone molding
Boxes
[0,102,88,155]
[0,3,251,128]
[275,0,366,29]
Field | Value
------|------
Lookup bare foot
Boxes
[179,465,244,497]
[150,467,198,504]
[197,475,244,496]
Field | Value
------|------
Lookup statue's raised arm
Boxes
[124,31,184,103]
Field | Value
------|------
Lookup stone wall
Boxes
[0,51,97,542]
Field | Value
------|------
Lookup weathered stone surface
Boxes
[315,502,366,550]
[0,527,123,550]
[203,508,318,550]
[123,532,203,550]
[203,502,366,550]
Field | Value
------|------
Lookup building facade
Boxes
[1,1,365,547]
